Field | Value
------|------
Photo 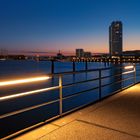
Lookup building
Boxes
[84,52,92,58]
[109,21,123,57]
[76,49,84,58]
[123,50,140,56]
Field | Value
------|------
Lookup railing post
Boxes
[85,61,88,70]
[134,64,136,84]
[73,61,76,72]
[99,69,102,100]
[51,60,54,74]
[59,75,63,116]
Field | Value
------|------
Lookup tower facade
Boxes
[109,21,123,57]
[76,49,84,58]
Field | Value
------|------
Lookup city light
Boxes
[0,76,50,87]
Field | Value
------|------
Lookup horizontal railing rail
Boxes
[49,67,111,76]
[0,64,139,139]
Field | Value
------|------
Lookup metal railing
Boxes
[0,64,139,139]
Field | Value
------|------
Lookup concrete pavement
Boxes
[14,84,140,140]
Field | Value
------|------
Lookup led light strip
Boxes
[122,70,135,75]
[0,86,59,101]
[124,65,134,70]
[0,76,50,86]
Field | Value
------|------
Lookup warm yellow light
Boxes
[124,65,134,70]
[123,65,135,74]
[122,70,135,75]
[0,76,50,87]
[0,86,59,101]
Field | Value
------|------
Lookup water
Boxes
[0,60,139,138]
[0,60,108,76]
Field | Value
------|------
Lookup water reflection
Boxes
[102,63,122,97]
[110,63,122,92]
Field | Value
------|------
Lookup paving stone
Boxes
[39,121,139,140]
[14,124,59,140]
[79,84,140,137]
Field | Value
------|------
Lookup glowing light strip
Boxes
[0,76,50,86]
[124,65,134,70]
[122,70,135,75]
[0,86,59,101]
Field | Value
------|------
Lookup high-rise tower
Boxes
[109,21,123,57]
[76,49,84,58]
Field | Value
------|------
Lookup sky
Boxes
[0,0,140,55]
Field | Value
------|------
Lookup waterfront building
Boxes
[84,52,92,58]
[109,21,123,57]
[76,49,84,58]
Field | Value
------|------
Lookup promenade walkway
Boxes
[14,83,140,140]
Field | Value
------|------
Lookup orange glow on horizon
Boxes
[1,36,140,56]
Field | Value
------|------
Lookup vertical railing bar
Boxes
[121,67,123,90]
[85,61,88,70]
[73,61,76,72]
[134,64,136,84]
[59,75,63,116]
[99,69,102,100]
[51,60,54,74]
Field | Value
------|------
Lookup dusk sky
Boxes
[0,0,140,55]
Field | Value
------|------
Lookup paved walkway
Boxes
[14,84,140,140]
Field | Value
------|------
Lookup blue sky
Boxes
[0,0,140,54]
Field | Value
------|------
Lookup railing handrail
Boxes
[48,64,135,77]
[0,64,137,140]
[47,67,111,77]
